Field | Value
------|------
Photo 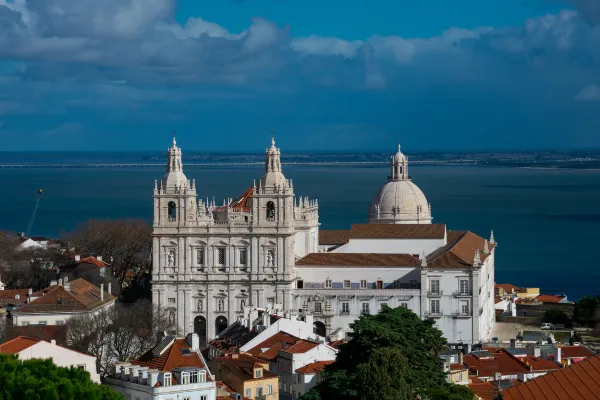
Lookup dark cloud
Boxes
[564,0,600,25]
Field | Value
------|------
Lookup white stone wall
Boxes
[17,340,100,383]
[12,300,116,327]
[106,378,217,400]
[332,238,445,256]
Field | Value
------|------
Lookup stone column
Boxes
[207,289,215,341]
[257,288,265,309]
[184,288,192,336]
[472,269,481,345]
[228,286,236,326]
[178,238,184,276]
[177,287,185,336]
[420,269,428,317]
[282,288,292,311]
[152,237,160,276]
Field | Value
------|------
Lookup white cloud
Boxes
[575,84,600,100]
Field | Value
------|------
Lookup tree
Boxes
[573,295,600,326]
[63,219,152,286]
[543,309,571,327]
[0,354,122,400]
[300,306,474,400]
[66,299,174,376]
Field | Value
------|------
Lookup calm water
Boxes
[1,162,599,300]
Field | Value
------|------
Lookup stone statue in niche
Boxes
[167,250,176,267]
[197,299,203,312]
[266,250,274,267]
[168,310,176,325]
[240,299,246,310]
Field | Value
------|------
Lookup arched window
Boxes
[168,201,177,221]
[266,201,275,221]
[217,299,225,312]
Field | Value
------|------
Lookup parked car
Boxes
[541,323,555,330]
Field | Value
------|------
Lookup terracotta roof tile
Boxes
[496,284,522,294]
[502,355,600,400]
[133,338,211,377]
[15,278,115,313]
[523,356,562,372]
[218,354,278,381]
[296,360,335,374]
[469,382,499,400]
[427,231,495,268]
[216,187,253,212]
[246,332,300,358]
[450,363,468,371]
[349,224,446,239]
[328,340,344,349]
[558,346,596,359]
[318,230,350,245]
[0,289,29,306]
[0,336,40,354]
[464,350,529,378]
[536,295,566,303]
[296,253,420,267]
[283,340,319,354]
[76,257,109,268]
[4,325,67,345]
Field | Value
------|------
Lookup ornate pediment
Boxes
[235,292,249,299]
[214,292,228,298]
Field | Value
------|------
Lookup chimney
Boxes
[28,288,32,296]
[75,255,81,262]
[156,331,167,344]
[108,282,112,295]
[64,281,70,291]
[533,346,541,358]
[97,255,102,262]
[554,347,562,364]
[50,280,58,287]
[458,351,463,364]
[100,283,104,301]
[186,333,200,351]
[510,339,516,348]
[51,340,56,345]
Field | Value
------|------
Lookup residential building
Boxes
[105,333,217,400]
[447,363,469,385]
[468,379,500,400]
[294,361,334,398]
[556,345,596,366]
[274,340,337,399]
[0,286,30,314]
[463,349,561,382]
[494,284,521,297]
[216,353,279,400]
[11,278,116,327]
[0,335,100,382]
[152,138,496,346]
[502,355,600,400]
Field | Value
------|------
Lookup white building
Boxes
[152,138,496,346]
[105,333,217,400]
[0,336,100,382]
[11,278,116,327]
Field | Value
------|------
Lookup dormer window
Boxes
[255,368,262,378]
[189,370,199,383]
[199,370,207,383]
[163,373,172,386]
[181,371,190,385]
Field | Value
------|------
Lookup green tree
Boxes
[543,309,571,327]
[573,295,600,325]
[0,354,123,400]
[300,306,474,400]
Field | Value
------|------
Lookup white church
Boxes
[151,138,496,346]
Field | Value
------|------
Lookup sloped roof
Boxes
[496,284,522,293]
[282,340,320,354]
[469,381,500,400]
[218,354,278,381]
[558,346,595,359]
[76,257,109,268]
[15,278,115,314]
[216,187,253,212]
[349,224,446,239]
[133,338,211,377]
[536,295,566,304]
[0,336,40,353]
[318,230,351,245]
[0,289,29,306]
[427,230,494,268]
[296,253,420,267]
[296,360,335,374]
[502,355,600,400]
[246,332,300,358]
[464,350,529,377]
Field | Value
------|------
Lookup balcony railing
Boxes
[453,290,472,297]
[295,288,421,298]
[427,290,443,297]
[424,311,443,318]
[340,310,350,315]
[451,311,473,318]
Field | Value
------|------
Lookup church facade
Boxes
[152,138,496,346]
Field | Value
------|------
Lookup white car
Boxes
[541,323,554,330]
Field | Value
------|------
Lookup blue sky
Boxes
[1,0,600,151]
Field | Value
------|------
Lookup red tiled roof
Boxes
[0,336,39,354]
[246,332,300,358]
[318,230,351,246]
[4,325,67,346]
[216,187,253,212]
[328,340,344,349]
[558,346,595,359]
[523,356,561,372]
[427,231,495,268]
[218,354,278,381]
[535,295,565,304]
[282,340,319,354]
[296,360,335,374]
[349,224,446,239]
[133,338,211,378]
[77,256,108,268]
[0,289,29,306]
[496,309,505,316]
[450,363,468,371]
[216,381,235,393]
[502,355,600,400]
[496,284,522,294]
[296,253,420,267]
[464,350,529,378]
[469,382,499,400]
[15,278,115,314]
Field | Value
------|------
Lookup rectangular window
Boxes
[268,384,273,394]
[200,396,207,400]
[21,321,29,327]
[360,280,367,289]
[343,280,351,288]
[431,300,440,314]
[39,321,47,326]
[460,300,470,315]
[341,302,349,314]
[257,387,264,396]
[217,248,226,265]
[297,280,304,289]
[255,369,262,378]
[245,388,252,398]
[267,297,275,305]
[196,248,205,266]
[239,248,248,266]
[56,320,65,325]
[430,280,440,294]
[163,373,172,386]
[325,280,332,288]
[459,280,469,295]
[181,372,189,385]
[362,303,370,314]
[184,397,191,400]
[189,370,198,383]
[168,298,176,304]
[376,280,383,289]
[401,303,408,308]
[314,302,322,314]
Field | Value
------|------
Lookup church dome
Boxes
[259,136,288,189]
[368,143,432,224]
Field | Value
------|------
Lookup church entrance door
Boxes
[194,316,207,346]
[215,316,228,336]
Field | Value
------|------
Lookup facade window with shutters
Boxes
[430,299,440,315]
[196,248,205,266]
[325,280,332,288]
[460,300,470,315]
[361,303,370,314]
[217,248,226,266]
[400,303,408,308]
[343,280,351,288]
[267,297,275,304]
[168,298,176,304]
[430,279,440,294]
[459,279,469,295]
[239,248,248,266]
[341,302,350,314]
[314,302,322,314]
[360,280,367,289]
